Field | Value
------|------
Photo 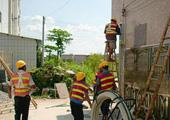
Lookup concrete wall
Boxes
[0,32,40,71]
[112,0,170,48]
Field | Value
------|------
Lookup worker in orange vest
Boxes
[104,18,121,61]
[95,61,117,120]
[70,72,92,120]
[93,63,103,101]
[8,60,36,120]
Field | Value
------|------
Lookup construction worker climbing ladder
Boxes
[104,18,121,61]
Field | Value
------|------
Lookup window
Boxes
[134,24,147,47]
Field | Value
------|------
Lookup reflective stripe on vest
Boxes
[93,72,102,84]
[11,72,31,96]
[71,81,88,102]
[99,74,114,91]
[105,23,117,35]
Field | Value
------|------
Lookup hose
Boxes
[91,91,133,120]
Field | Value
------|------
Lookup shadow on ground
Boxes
[56,110,91,120]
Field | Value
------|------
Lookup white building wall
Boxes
[112,0,170,48]
[0,0,20,35]
[0,33,39,71]
[0,0,8,33]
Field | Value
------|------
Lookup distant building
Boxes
[0,0,20,35]
[61,54,89,64]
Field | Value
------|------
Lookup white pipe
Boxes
[91,91,132,120]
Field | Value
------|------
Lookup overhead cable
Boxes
[48,0,72,16]
[124,0,138,9]
[128,0,156,12]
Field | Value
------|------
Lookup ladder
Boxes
[135,15,170,119]
[104,42,119,85]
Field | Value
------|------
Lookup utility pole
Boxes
[119,0,126,97]
[41,16,45,66]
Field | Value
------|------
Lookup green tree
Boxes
[45,45,58,60]
[84,54,103,72]
[47,28,73,58]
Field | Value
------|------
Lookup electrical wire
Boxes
[48,0,72,16]
[127,0,156,12]
[124,0,138,9]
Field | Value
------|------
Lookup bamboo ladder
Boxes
[135,15,170,120]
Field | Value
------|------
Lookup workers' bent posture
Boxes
[95,61,116,120]
[70,72,92,120]
[104,18,121,61]
[8,60,36,120]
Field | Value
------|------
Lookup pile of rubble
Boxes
[0,91,11,102]
[0,91,14,115]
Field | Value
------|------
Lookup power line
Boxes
[128,0,156,12]
[124,0,138,9]
[48,0,72,16]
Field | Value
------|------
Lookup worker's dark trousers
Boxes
[70,101,84,120]
[101,99,111,116]
[14,95,30,120]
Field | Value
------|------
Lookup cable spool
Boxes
[91,91,133,120]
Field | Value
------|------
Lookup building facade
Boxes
[112,0,170,119]
[112,0,170,48]
[0,0,20,35]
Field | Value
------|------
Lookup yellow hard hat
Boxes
[99,61,108,68]
[16,60,26,69]
[76,72,85,81]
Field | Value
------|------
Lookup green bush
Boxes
[31,54,105,96]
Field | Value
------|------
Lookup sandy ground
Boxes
[0,98,91,120]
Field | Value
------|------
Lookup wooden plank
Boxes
[55,83,69,99]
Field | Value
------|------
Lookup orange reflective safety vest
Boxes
[11,72,31,96]
[70,81,89,103]
[105,23,117,35]
[98,73,115,91]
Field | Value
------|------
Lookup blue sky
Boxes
[21,0,113,55]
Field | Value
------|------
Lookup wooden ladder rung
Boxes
[155,64,163,68]
[141,105,149,110]
[151,77,158,80]
[164,37,170,40]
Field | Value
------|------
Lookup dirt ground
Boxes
[0,98,91,120]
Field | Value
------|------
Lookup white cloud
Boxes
[31,15,42,24]
[21,15,58,39]
[21,16,119,54]
[62,24,106,55]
